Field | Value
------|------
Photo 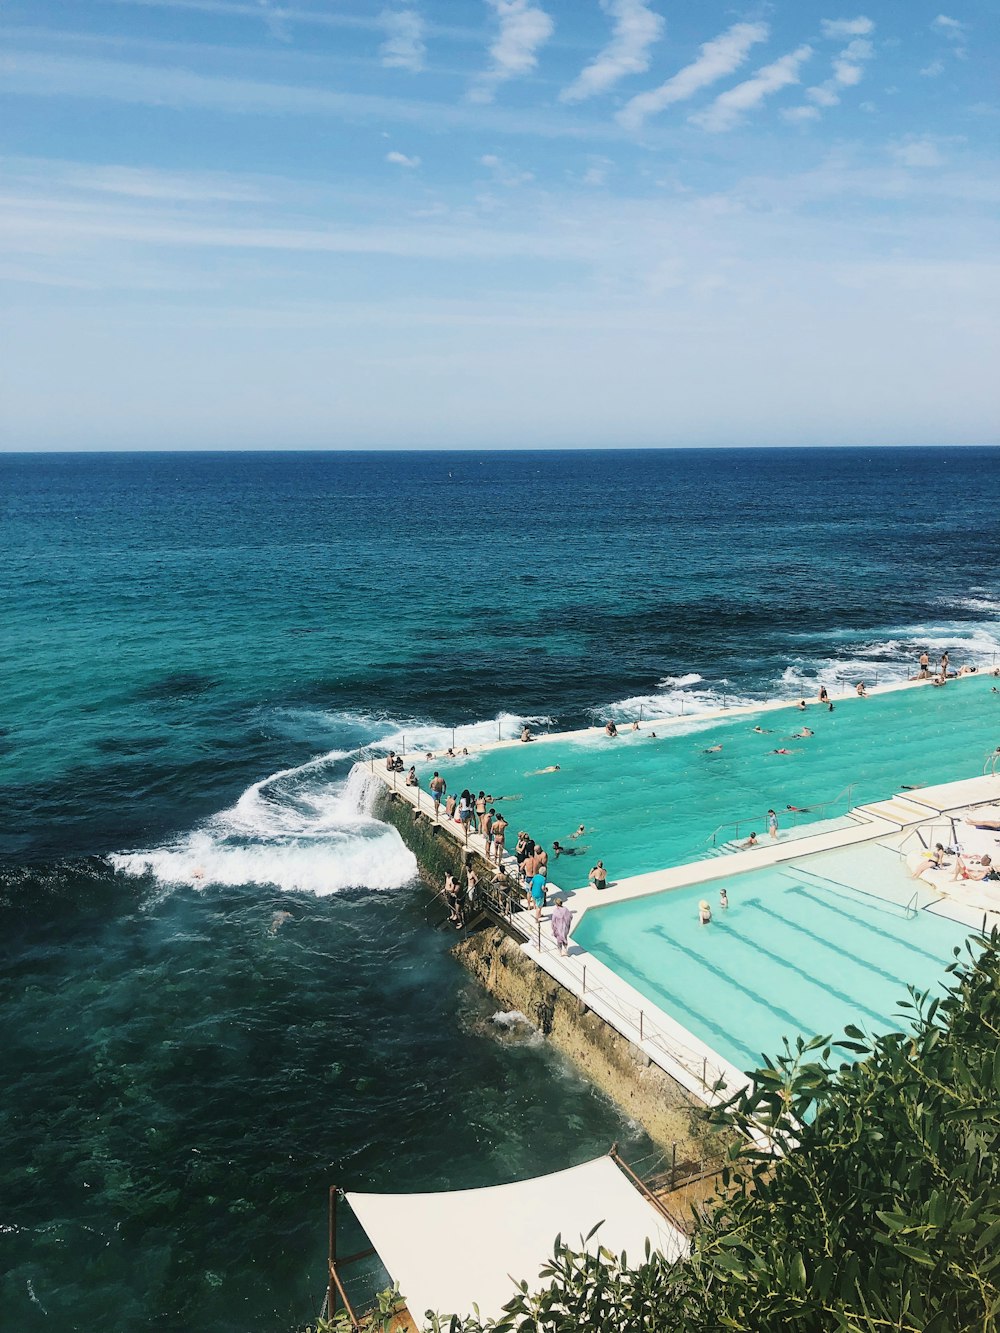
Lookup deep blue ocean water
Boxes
[2,447,1000,1330]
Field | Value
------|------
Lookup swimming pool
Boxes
[421,677,999,887]
[571,865,975,1073]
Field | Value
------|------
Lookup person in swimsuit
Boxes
[856,682,867,697]
[589,861,608,891]
[699,899,712,925]
[520,726,534,742]
[768,809,778,839]
[405,766,418,786]
[430,772,446,817]
[818,686,829,703]
[570,824,586,839]
[719,887,729,910]
[704,744,723,754]
[474,791,487,831]
[797,700,807,711]
[492,814,508,864]
[605,720,618,737]
[742,832,759,848]
[918,651,929,679]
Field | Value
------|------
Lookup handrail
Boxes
[701,782,858,853]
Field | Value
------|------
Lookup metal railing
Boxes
[701,782,858,854]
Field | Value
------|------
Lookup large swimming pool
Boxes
[571,865,975,1073]
[420,678,998,887]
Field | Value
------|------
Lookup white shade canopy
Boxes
[345,1155,689,1325]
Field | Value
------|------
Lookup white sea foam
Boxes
[657,672,704,688]
[594,682,759,724]
[111,709,554,896]
[491,1009,531,1029]
[112,753,418,896]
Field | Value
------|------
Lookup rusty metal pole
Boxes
[582,964,586,994]
[639,1010,644,1041]
[328,1186,337,1319]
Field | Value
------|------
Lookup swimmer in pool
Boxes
[552,841,588,857]
[570,824,586,839]
[704,744,723,754]
[698,899,712,925]
[719,887,729,910]
[772,748,795,755]
[792,727,813,738]
[752,726,773,734]
[742,832,759,848]
[529,765,561,775]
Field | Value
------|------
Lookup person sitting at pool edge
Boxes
[605,719,618,737]
[589,860,608,891]
[954,853,997,882]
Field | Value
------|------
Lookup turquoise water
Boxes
[572,866,974,1073]
[431,676,1000,888]
[3,448,1000,1330]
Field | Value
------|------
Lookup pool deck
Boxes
[366,675,1000,1109]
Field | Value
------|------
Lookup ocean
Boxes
[2,446,999,1330]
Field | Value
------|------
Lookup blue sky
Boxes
[1,0,997,449]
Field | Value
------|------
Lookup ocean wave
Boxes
[594,683,760,724]
[111,708,553,896]
[657,672,704,688]
[112,760,418,896]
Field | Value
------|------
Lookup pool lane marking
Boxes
[583,937,763,1068]
[649,922,894,1034]
[745,899,914,995]
[789,884,956,967]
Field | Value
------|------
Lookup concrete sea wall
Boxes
[375,787,724,1164]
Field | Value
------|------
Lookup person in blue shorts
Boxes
[529,871,547,921]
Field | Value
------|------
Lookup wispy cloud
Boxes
[820,17,874,40]
[479,152,534,185]
[691,44,812,133]
[469,0,554,104]
[385,150,421,167]
[618,21,767,130]
[932,13,968,60]
[560,0,664,104]
[785,23,875,121]
[3,50,622,142]
[890,136,947,169]
[379,8,426,72]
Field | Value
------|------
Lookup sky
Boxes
[1,0,998,450]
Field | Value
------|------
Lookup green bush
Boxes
[445,933,1000,1332]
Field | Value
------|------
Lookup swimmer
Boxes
[704,744,723,754]
[791,727,813,739]
[649,731,657,738]
[631,721,640,732]
[552,841,586,857]
[269,910,292,935]
[570,824,586,839]
[698,899,712,925]
[192,867,205,881]
[742,832,759,848]
[786,804,811,813]
[719,887,729,910]
[752,725,773,734]
[797,700,807,711]
[605,720,618,737]
[772,748,794,755]
[529,765,561,775]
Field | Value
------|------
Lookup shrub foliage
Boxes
[446,934,1000,1332]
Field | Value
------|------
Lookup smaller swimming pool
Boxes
[571,864,975,1074]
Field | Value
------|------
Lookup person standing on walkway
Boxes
[474,791,487,833]
[550,899,572,956]
[768,809,778,840]
[529,870,547,921]
[492,813,508,865]
[941,651,950,678]
[483,807,496,848]
[430,772,446,818]
[919,651,929,678]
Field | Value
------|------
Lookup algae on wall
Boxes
[374,782,726,1164]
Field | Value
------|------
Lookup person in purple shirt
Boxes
[550,899,572,956]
